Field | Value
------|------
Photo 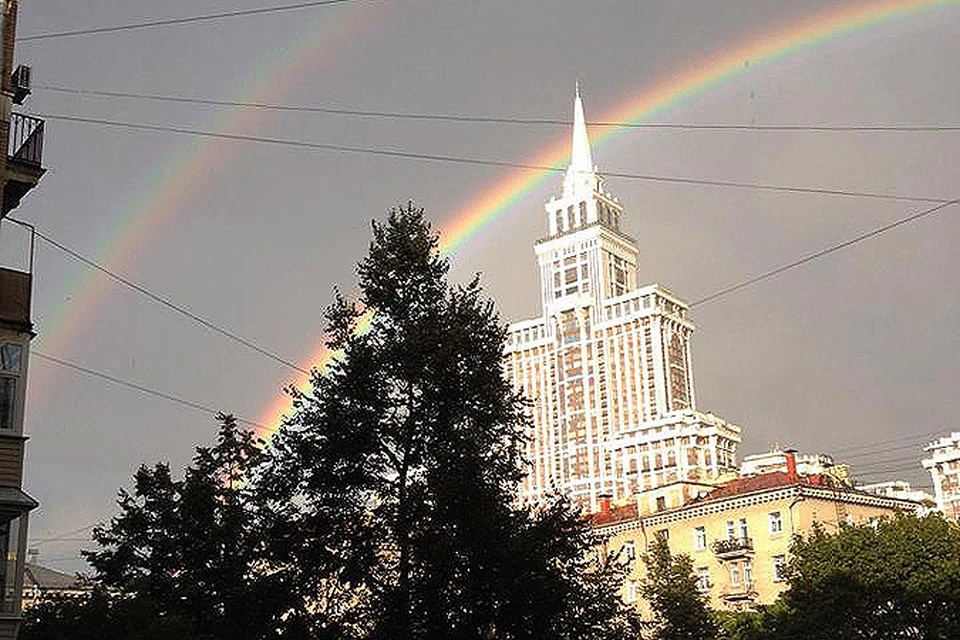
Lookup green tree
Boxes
[22,588,198,640]
[75,414,295,639]
[641,537,718,640]
[768,514,960,639]
[261,202,639,638]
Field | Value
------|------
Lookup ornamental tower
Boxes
[505,88,741,510]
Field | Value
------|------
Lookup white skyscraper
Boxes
[504,88,741,509]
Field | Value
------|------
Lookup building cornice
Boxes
[594,484,920,535]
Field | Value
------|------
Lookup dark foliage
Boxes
[640,537,718,640]
[260,202,640,637]
[27,204,639,639]
[76,415,295,639]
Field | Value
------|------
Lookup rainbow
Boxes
[25,1,957,437]
[31,2,394,398]
[256,0,958,436]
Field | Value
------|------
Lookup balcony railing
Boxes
[723,581,758,601]
[8,113,44,167]
[711,537,754,558]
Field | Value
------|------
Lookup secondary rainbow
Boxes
[30,2,394,399]
[257,0,959,435]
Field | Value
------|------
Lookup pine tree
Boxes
[80,415,294,639]
[262,202,639,638]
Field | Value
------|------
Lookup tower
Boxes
[504,88,741,510]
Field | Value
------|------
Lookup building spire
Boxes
[570,82,593,174]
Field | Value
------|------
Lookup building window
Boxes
[772,555,787,582]
[621,541,636,561]
[730,562,740,584]
[0,345,21,431]
[1,345,22,373]
[654,528,669,543]
[0,378,14,430]
[567,205,575,230]
[696,567,710,591]
[655,496,666,512]
[579,200,587,223]
[726,520,735,540]
[739,518,748,540]
[769,511,783,535]
[743,559,753,584]
[693,526,706,551]
[555,210,564,233]
[625,580,637,603]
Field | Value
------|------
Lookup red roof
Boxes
[706,471,824,501]
[592,502,638,526]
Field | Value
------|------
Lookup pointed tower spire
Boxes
[570,82,593,174]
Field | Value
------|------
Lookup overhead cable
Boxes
[31,351,270,431]
[19,0,370,42]
[40,113,951,205]
[689,199,960,308]
[7,217,309,375]
[38,85,960,132]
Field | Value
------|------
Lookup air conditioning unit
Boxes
[11,65,30,105]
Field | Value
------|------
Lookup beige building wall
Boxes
[600,483,916,615]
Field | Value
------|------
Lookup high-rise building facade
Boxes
[922,432,960,521]
[504,89,741,509]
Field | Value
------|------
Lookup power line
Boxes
[30,521,105,545]
[829,430,945,455]
[40,113,952,205]
[6,218,309,375]
[18,0,370,42]
[38,85,960,132]
[689,199,960,308]
[31,351,270,431]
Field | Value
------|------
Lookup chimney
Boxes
[598,494,611,517]
[784,448,798,483]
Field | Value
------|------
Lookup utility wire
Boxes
[18,0,370,42]
[38,85,960,132]
[689,199,960,307]
[6,218,309,375]
[31,351,270,431]
[40,113,951,205]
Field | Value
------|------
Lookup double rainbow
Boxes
[26,1,959,436]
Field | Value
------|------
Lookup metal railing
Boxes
[8,113,44,167]
[711,537,754,557]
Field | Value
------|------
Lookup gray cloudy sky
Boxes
[5,0,959,572]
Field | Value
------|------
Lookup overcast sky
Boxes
[5,0,958,572]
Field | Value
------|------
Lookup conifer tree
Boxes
[262,202,639,638]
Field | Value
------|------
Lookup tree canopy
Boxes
[260,202,639,638]
[768,514,960,639]
[641,537,718,640]
[25,203,639,639]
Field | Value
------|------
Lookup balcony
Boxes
[4,112,45,215]
[722,581,758,602]
[711,537,754,559]
[0,267,31,333]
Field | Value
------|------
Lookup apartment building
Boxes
[596,452,918,614]
[922,432,960,521]
[0,1,45,637]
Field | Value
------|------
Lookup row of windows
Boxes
[695,555,787,590]
[691,513,784,550]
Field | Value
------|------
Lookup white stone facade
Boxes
[922,432,960,521]
[504,90,741,509]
